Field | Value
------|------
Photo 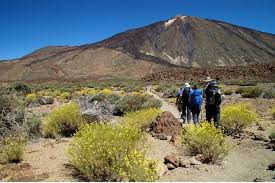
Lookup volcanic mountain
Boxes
[1,15,275,82]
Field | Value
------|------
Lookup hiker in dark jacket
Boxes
[190,85,203,124]
[176,83,193,123]
[205,81,222,128]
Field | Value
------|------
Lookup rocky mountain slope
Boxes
[1,15,275,82]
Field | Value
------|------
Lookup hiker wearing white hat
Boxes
[176,82,193,123]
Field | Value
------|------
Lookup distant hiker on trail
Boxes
[190,84,203,124]
[202,76,213,98]
[205,80,222,128]
[176,83,193,123]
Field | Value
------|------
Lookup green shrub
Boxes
[114,94,161,114]
[60,92,71,101]
[12,82,31,95]
[43,102,84,138]
[25,93,37,104]
[182,122,230,163]
[23,117,42,138]
[263,89,275,99]
[224,90,233,95]
[236,87,263,98]
[224,80,258,86]
[0,136,27,164]
[67,123,157,181]
[221,103,258,135]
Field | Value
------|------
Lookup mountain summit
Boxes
[1,15,275,81]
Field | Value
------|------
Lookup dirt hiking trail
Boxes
[146,86,275,182]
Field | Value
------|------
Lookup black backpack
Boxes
[181,88,191,104]
[207,87,221,106]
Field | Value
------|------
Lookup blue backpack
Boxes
[191,89,203,107]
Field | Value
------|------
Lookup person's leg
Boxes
[213,108,221,128]
[187,106,192,123]
[181,103,187,122]
[205,106,212,123]
[197,107,201,124]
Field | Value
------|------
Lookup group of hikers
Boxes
[176,77,222,128]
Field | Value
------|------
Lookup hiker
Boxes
[176,83,193,123]
[190,84,203,124]
[202,76,213,98]
[205,80,222,128]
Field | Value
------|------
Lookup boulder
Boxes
[78,96,114,122]
[164,155,179,167]
[150,111,181,140]
[38,96,54,105]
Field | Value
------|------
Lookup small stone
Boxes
[19,163,31,169]
[166,163,176,170]
[195,154,205,162]
[164,155,179,167]
[268,163,275,170]
[178,156,191,168]
[253,177,263,182]
[257,125,265,131]
[189,157,202,165]
[155,160,168,177]
[253,134,268,141]
[157,134,168,140]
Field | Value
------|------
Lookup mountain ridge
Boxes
[0,15,275,82]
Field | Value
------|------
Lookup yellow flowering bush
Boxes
[221,103,258,135]
[0,136,27,164]
[182,121,231,163]
[25,93,37,103]
[43,102,85,138]
[67,123,157,181]
[121,108,161,132]
[60,92,71,101]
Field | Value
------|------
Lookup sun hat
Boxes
[184,82,190,88]
[203,76,212,82]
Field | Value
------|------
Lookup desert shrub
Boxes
[224,80,258,86]
[0,136,27,164]
[122,85,144,93]
[263,89,275,99]
[224,90,233,95]
[121,108,161,132]
[114,94,161,114]
[12,82,31,95]
[60,92,71,101]
[23,117,42,138]
[221,103,258,135]
[236,87,263,98]
[67,123,157,181]
[25,93,37,104]
[43,102,84,138]
[272,106,275,119]
[182,122,230,163]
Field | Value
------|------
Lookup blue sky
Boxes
[0,0,275,60]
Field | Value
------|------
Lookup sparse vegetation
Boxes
[114,93,161,114]
[182,121,231,163]
[272,106,275,119]
[235,87,263,98]
[224,90,233,95]
[43,102,84,138]
[0,136,27,164]
[221,103,258,135]
[67,123,157,181]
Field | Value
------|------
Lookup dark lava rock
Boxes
[150,111,181,140]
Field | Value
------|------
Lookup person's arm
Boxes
[216,92,222,106]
